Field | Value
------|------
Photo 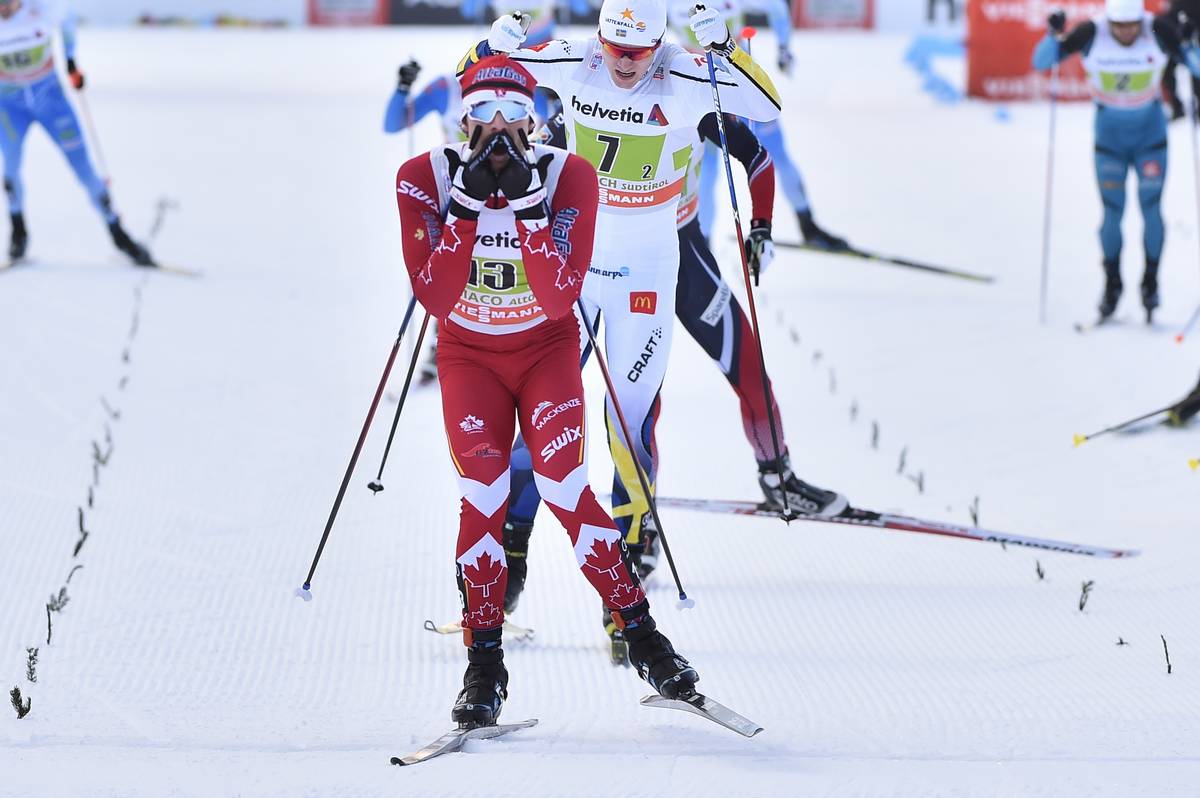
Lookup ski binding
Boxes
[640,693,763,738]
[390,718,538,766]
[423,618,535,641]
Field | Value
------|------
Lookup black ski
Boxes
[390,718,538,766]
[770,239,994,283]
[640,693,763,737]
[644,496,1140,559]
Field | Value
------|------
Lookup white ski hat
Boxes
[598,0,667,47]
[1106,0,1144,23]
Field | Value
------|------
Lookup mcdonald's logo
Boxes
[629,291,657,314]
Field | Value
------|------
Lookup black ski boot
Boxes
[798,210,849,252]
[1167,372,1200,427]
[758,454,848,517]
[630,512,659,581]
[108,218,155,267]
[451,627,508,728]
[1099,259,1122,319]
[502,520,533,614]
[617,602,699,699]
[1141,260,1160,323]
[9,213,27,261]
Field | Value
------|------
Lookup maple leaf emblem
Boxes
[417,261,434,285]
[435,220,464,255]
[583,535,625,580]
[554,263,577,291]
[466,602,503,628]
[414,228,425,241]
[462,550,504,597]
[609,582,644,609]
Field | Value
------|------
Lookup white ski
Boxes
[390,718,538,766]
[423,618,535,641]
[640,693,763,738]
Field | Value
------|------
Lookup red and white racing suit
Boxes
[396,141,648,633]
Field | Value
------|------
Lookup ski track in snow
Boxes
[0,27,1197,796]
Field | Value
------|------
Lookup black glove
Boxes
[444,136,504,220]
[744,219,775,283]
[1047,10,1066,34]
[66,58,85,90]
[494,133,553,221]
[397,59,421,92]
[1179,12,1196,43]
[777,49,794,75]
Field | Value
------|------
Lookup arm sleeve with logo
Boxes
[457,38,586,96]
[1153,14,1200,77]
[395,153,476,319]
[1032,21,1097,69]
[522,153,598,320]
[670,43,782,123]
[698,112,775,224]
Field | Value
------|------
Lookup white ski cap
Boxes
[598,0,667,47]
[1106,0,1144,23]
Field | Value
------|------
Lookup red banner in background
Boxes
[308,0,386,25]
[968,0,1163,100]
[793,0,875,29]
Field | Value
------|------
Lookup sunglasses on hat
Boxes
[465,99,532,124]
[598,36,659,63]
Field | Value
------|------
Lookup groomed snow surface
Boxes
[1,27,1196,796]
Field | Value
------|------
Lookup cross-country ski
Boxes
[641,496,1141,558]
[389,718,538,766]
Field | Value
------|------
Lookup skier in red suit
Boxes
[394,55,699,728]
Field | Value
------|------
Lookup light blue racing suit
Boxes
[0,3,113,222]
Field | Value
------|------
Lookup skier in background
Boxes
[1034,0,1200,322]
[460,0,783,613]
[667,0,850,249]
[0,0,153,265]
[395,56,699,724]
[502,108,850,629]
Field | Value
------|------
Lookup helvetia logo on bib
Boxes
[572,95,644,124]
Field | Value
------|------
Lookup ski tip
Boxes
[389,756,403,766]
[294,585,313,602]
[1189,458,1199,472]
[1072,434,1087,448]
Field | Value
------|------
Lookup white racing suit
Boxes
[464,36,780,546]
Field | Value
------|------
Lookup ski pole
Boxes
[576,300,693,609]
[1039,63,1058,325]
[702,49,794,521]
[367,311,431,493]
[1072,401,1180,447]
[73,88,110,185]
[1184,82,1200,341]
[297,296,419,600]
[1177,303,1200,343]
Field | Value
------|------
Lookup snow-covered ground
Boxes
[1,26,1197,796]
